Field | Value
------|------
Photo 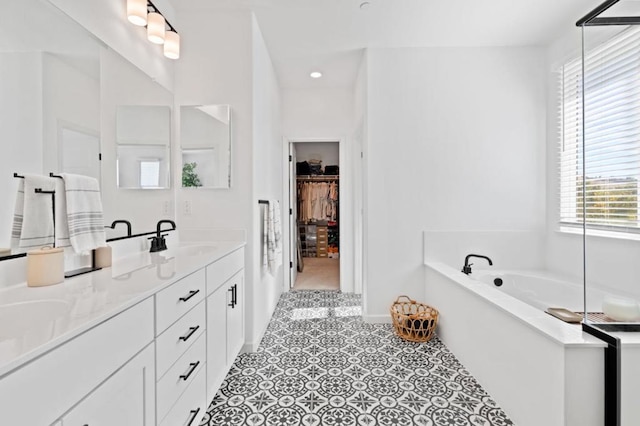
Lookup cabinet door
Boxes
[206,285,227,404]
[62,344,155,426]
[226,270,245,364]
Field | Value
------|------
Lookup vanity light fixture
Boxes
[310,71,323,79]
[126,0,181,59]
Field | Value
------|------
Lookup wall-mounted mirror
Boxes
[116,105,171,189]
[0,0,176,261]
[0,0,102,258]
[180,105,231,189]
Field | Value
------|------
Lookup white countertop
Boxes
[0,240,245,378]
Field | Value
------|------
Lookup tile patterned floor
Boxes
[200,290,514,426]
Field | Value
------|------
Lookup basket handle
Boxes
[395,295,415,304]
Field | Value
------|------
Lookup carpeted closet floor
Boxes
[199,290,514,426]
[293,258,340,291]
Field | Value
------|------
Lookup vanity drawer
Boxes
[156,269,205,334]
[156,300,205,378]
[159,366,206,426]
[206,248,244,295]
[157,333,206,422]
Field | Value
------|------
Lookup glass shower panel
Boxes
[580,22,640,329]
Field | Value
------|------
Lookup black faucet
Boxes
[149,220,176,253]
[106,219,132,236]
[462,254,493,275]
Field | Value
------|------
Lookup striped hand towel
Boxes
[60,173,106,254]
[11,174,56,251]
[262,200,282,276]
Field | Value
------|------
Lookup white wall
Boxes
[353,52,368,296]
[545,28,640,299]
[252,14,283,349]
[364,47,547,320]
[174,10,252,230]
[283,88,354,137]
[174,9,282,349]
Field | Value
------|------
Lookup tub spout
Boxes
[462,254,493,275]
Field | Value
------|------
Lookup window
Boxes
[139,159,161,188]
[559,27,640,234]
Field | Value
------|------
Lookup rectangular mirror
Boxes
[0,0,102,257]
[116,105,171,189]
[180,105,231,188]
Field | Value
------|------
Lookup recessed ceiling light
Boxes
[310,71,323,79]
[359,1,371,10]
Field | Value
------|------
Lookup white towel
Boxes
[262,200,282,276]
[60,173,107,254]
[11,174,56,251]
[53,178,71,249]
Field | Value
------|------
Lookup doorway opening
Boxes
[289,141,340,291]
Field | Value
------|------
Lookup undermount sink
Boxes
[0,300,70,340]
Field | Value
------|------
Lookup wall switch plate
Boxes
[184,200,192,216]
[162,201,171,216]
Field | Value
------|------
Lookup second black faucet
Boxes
[461,254,493,275]
[149,220,176,253]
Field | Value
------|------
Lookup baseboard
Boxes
[242,342,257,353]
[363,314,392,324]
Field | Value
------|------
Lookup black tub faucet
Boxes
[462,254,493,275]
[106,220,132,236]
[150,220,176,253]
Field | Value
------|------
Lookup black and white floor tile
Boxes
[200,290,514,426]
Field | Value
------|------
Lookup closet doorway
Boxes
[289,141,341,291]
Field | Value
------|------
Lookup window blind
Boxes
[559,27,640,233]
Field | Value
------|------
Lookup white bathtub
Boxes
[424,261,606,426]
[471,270,640,323]
[470,270,600,313]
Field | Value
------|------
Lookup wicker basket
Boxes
[390,295,439,343]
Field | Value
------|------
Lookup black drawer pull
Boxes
[187,408,201,426]
[179,289,200,302]
[180,361,200,381]
[179,325,200,342]
[232,284,237,306]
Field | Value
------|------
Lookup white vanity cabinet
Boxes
[0,242,246,426]
[205,248,245,402]
[61,343,155,426]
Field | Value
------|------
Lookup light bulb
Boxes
[164,31,180,59]
[127,0,147,26]
[147,12,166,44]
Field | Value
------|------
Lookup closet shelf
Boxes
[296,175,339,181]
